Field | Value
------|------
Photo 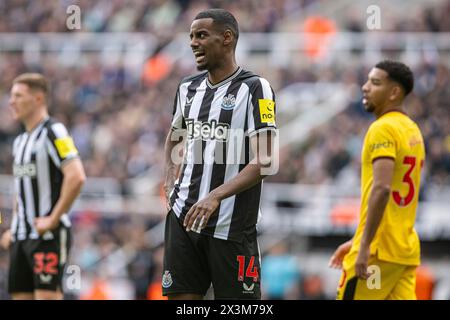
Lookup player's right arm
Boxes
[163,130,184,210]
[0,195,18,250]
[163,86,185,211]
[329,239,353,269]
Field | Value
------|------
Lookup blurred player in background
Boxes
[163,9,277,299]
[0,73,85,300]
[329,60,425,300]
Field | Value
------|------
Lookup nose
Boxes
[362,81,369,93]
[190,37,199,50]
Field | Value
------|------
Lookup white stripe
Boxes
[60,228,68,265]
[259,78,273,100]
[171,81,192,129]
[13,134,28,240]
[46,138,61,167]
[16,194,27,240]
[213,83,250,239]
[60,214,72,227]
[172,79,208,217]
[10,202,18,241]
[36,128,51,217]
[50,122,69,138]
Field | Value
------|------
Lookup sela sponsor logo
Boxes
[369,140,394,152]
[13,163,37,178]
[162,270,173,288]
[221,93,236,110]
[186,119,230,141]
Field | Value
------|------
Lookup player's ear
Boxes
[33,90,45,106]
[390,85,402,101]
[223,29,233,47]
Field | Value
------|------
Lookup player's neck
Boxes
[24,109,48,132]
[376,104,405,119]
[208,60,238,86]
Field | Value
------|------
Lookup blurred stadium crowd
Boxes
[0,0,449,299]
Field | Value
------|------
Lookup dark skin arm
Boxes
[163,129,185,211]
[184,130,275,232]
[355,157,395,279]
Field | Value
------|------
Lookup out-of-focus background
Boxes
[0,0,449,300]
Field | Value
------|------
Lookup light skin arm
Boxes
[34,158,86,235]
[355,157,395,279]
[0,196,17,250]
[163,129,185,211]
[328,238,353,269]
[184,130,275,231]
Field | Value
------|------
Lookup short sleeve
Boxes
[366,122,397,162]
[171,87,184,130]
[247,77,277,136]
[46,122,79,168]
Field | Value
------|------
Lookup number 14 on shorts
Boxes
[237,255,259,282]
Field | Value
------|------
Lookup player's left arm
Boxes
[35,161,86,235]
[184,130,276,231]
[355,157,395,279]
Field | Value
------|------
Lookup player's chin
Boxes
[196,62,208,71]
[364,103,375,113]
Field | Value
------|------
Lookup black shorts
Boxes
[8,226,71,293]
[163,210,261,299]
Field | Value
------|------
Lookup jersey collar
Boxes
[206,66,242,89]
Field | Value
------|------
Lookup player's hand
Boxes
[184,192,220,232]
[355,246,371,279]
[0,229,11,250]
[34,216,59,236]
[328,240,352,269]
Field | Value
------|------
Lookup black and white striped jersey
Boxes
[11,117,79,241]
[169,67,277,242]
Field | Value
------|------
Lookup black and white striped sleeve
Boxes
[46,122,79,168]
[247,77,277,137]
[171,86,184,130]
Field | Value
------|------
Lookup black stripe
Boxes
[227,78,269,242]
[170,77,204,208]
[343,277,358,300]
[31,128,45,218]
[250,79,269,131]
[30,152,40,219]
[227,167,260,242]
[205,79,243,233]
[180,85,217,221]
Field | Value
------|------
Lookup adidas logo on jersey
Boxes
[186,119,230,141]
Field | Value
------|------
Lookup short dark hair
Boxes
[194,9,239,48]
[13,73,48,96]
[375,60,414,96]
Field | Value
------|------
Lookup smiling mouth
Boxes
[193,51,206,63]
